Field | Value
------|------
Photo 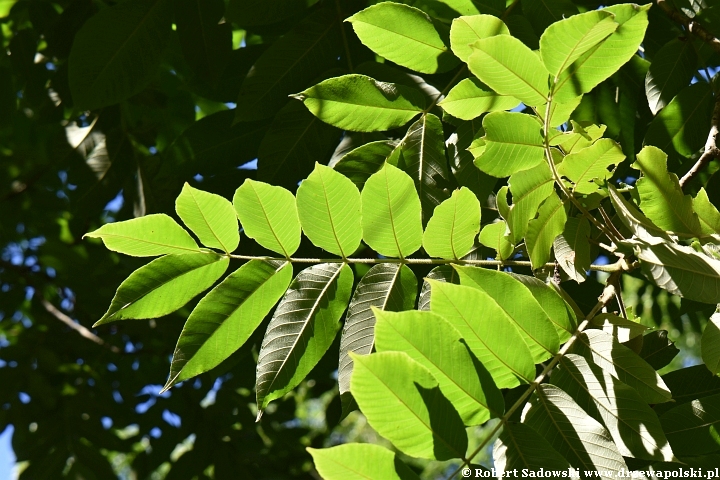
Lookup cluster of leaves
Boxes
[4,0,720,477]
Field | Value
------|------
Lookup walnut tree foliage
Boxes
[3,0,720,478]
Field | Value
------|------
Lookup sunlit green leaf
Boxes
[478,221,514,260]
[332,140,400,190]
[558,138,626,195]
[503,162,554,243]
[694,188,720,235]
[554,217,590,283]
[439,78,519,121]
[525,193,567,269]
[473,112,545,177]
[418,265,458,312]
[702,312,720,375]
[449,14,509,62]
[176,183,239,253]
[423,188,480,260]
[308,444,420,480]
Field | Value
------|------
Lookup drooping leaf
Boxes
[525,193,567,269]
[233,179,301,257]
[256,263,353,414]
[163,260,292,391]
[552,354,676,462]
[423,188,480,259]
[296,164,362,258]
[632,145,702,236]
[374,310,504,425]
[507,273,578,343]
[660,393,720,457]
[478,221,514,260]
[234,7,342,121]
[629,240,720,304]
[503,161,554,243]
[361,163,423,258]
[350,351,468,460]
[85,214,200,257]
[522,385,628,476]
[332,140,400,190]
[552,4,650,103]
[295,74,425,132]
[94,253,229,326]
[418,265,458,312]
[257,100,341,190]
[68,0,172,110]
[473,111,545,177]
[572,330,672,404]
[539,10,618,79]
[639,330,679,371]
[694,188,720,235]
[429,281,536,388]
[347,3,458,74]
[554,216,591,283]
[644,80,715,158]
[493,422,572,473]
[645,38,698,115]
[558,138,626,195]
[449,14,509,62]
[175,183,239,253]
[702,312,720,375]
[400,113,451,224]
[454,266,560,362]
[308,444,420,480]
[467,34,549,107]
[439,78,520,121]
[338,263,417,397]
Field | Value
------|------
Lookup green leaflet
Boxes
[590,313,648,344]
[522,385,628,476]
[175,183,239,253]
[525,193,567,269]
[308,444,420,480]
[493,422,572,473]
[361,163,423,258]
[399,113,451,225]
[467,35,549,107]
[332,140,400,190]
[702,312,720,375]
[85,214,200,257]
[506,273,578,343]
[661,393,720,457]
[256,99,341,190]
[552,354,676,462]
[473,111,545,177]
[446,119,497,201]
[350,351,468,461]
[644,81,715,158]
[163,260,292,391]
[694,188,720,235]
[295,74,425,132]
[422,187,480,260]
[418,265,458,311]
[233,179,301,257]
[374,310,504,426]
[478,221,514,260]
[449,14,509,63]
[454,266,560,362]
[607,185,672,243]
[255,263,352,414]
[630,240,720,305]
[554,216,591,283]
[645,38,698,115]
[539,10,618,79]
[558,138,626,195]
[536,95,583,128]
[338,263,417,398]
[296,163,362,258]
[438,78,519,120]
[632,145,702,236]
[234,7,342,121]
[658,365,720,416]
[94,253,228,326]
[429,281,535,388]
[503,161,554,243]
[571,330,672,404]
[639,330,678,371]
[552,4,650,103]
[68,0,172,110]
[551,121,606,153]
[347,3,458,74]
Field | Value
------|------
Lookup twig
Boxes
[656,0,720,55]
[679,93,720,188]
[40,298,120,353]
[447,271,622,479]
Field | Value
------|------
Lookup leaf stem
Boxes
[447,271,621,478]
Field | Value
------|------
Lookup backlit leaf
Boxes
[176,183,239,253]
[439,78,520,120]
[308,444,420,480]
[558,138,626,195]
[423,188,480,260]
[645,38,698,115]
[554,216,591,283]
[449,14,509,63]
[702,312,720,375]
[473,111,545,177]
[525,193,567,269]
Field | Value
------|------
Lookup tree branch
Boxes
[40,298,120,353]
[656,0,720,55]
[679,93,720,188]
